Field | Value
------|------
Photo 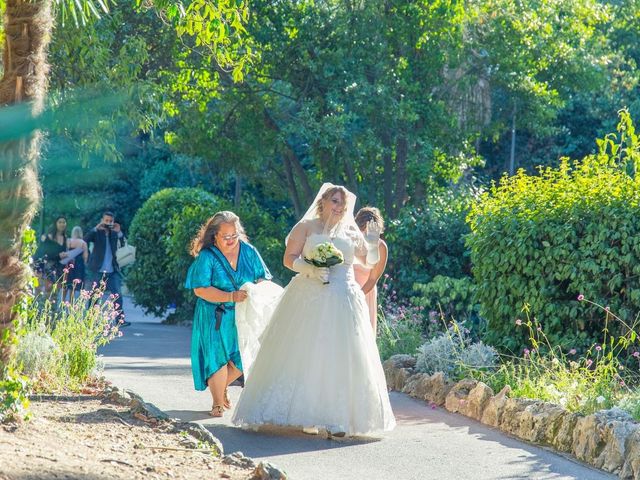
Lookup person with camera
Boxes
[84,211,130,327]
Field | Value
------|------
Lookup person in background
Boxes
[353,207,388,334]
[84,211,129,326]
[34,216,69,292]
[62,226,89,297]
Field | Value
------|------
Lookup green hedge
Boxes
[128,188,222,316]
[467,145,640,352]
[128,188,291,320]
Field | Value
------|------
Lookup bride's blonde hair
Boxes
[315,186,348,218]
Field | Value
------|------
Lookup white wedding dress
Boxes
[232,231,396,436]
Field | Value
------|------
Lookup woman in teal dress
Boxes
[186,211,271,417]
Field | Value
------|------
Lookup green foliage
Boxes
[467,111,640,352]
[18,280,122,390]
[469,307,639,416]
[412,275,480,331]
[376,276,427,360]
[0,372,30,423]
[386,190,473,294]
[128,187,220,316]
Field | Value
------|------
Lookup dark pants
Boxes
[87,270,125,322]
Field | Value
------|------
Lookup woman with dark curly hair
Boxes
[185,211,272,418]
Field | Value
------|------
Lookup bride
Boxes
[232,183,396,437]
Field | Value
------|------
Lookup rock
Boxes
[178,422,224,456]
[480,385,511,428]
[383,355,417,391]
[519,402,568,445]
[386,354,417,369]
[621,429,640,480]
[251,461,288,480]
[553,412,580,453]
[424,372,454,406]
[572,409,638,474]
[445,378,478,414]
[462,382,493,421]
[499,397,538,438]
[223,451,256,469]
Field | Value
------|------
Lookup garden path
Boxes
[100,299,615,480]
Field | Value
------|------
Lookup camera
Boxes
[103,223,114,230]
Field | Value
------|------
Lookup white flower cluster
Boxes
[307,241,344,267]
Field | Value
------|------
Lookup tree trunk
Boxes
[233,173,242,207]
[0,0,53,370]
[282,152,302,218]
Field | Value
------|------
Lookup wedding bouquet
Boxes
[304,241,344,284]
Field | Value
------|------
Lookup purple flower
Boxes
[586,359,593,367]
[577,294,585,301]
[632,352,640,358]
[620,380,626,387]
[595,345,602,351]
[73,279,81,285]
[605,306,610,312]
[515,319,522,326]
[569,349,577,355]
[523,348,530,357]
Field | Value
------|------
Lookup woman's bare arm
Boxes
[283,222,309,270]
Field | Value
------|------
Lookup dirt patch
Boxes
[0,395,253,480]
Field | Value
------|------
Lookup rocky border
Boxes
[99,385,289,480]
[383,354,640,480]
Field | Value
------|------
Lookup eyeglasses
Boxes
[219,233,239,241]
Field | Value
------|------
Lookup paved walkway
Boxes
[100,301,615,480]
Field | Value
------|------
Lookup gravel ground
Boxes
[0,395,254,480]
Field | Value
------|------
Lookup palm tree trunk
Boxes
[0,0,52,370]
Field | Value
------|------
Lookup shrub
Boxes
[128,188,221,316]
[467,112,640,352]
[415,322,498,379]
[385,189,474,295]
[16,332,57,376]
[412,275,482,336]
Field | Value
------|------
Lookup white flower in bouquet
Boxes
[305,241,344,268]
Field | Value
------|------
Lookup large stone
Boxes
[383,355,416,391]
[386,354,417,369]
[252,461,288,480]
[480,385,511,428]
[519,402,568,445]
[462,382,494,421]
[621,429,640,480]
[499,397,538,438]
[445,378,478,413]
[402,372,453,406]
[572,408,637,474]
[553,412,580,453]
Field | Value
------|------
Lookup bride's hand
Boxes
[364,220,381,245]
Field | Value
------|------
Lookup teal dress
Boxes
[185,241,272,391]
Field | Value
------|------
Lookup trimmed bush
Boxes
[466,113,640,352]
[128,188,222,316]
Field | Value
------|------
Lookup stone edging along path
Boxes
[382,354,640,480]
[99,385,288,480]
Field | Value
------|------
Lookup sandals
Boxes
[223,388,232,409]
[210,405,224,417]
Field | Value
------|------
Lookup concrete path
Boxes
[100,303,615,480]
